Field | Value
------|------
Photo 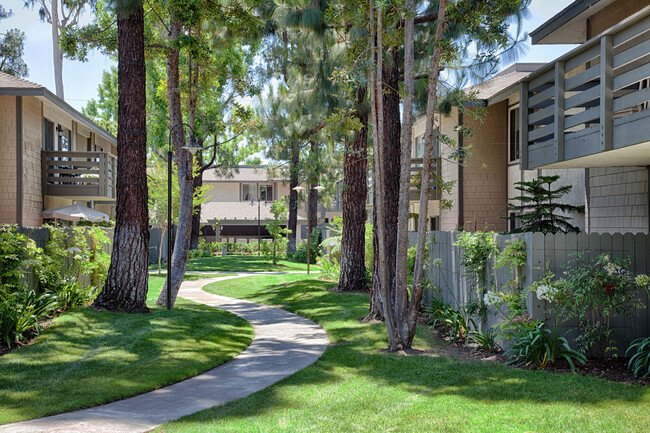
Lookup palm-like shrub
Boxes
[627,337,650,378]
[504,321,586,371]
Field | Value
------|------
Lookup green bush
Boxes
[467,327,501,352]
[626,336,650,378]
[0,225,111,348]
[317,256,340,280]
[0,288,58,347]
[288,229,322,264]
[189,249,213,259]
[504,321,586,371]
[551,253,645,358]
[424,297,477,344]
[197,239,221,254]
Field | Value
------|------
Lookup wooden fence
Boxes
[422,231,650,353]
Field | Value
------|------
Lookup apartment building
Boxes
[200,166,340,243]
[0,72,117,227]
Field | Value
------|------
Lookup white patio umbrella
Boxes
[41,204,110,223]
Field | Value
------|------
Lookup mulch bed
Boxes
[432,326,649,386]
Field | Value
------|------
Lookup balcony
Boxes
[42,151,117,200]
[521,6,650,170]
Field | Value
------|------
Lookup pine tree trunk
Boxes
[395,0,416,344]
[92,5,149,313]
[51,2,64,99]
[405,0,448,347]
[339,86,367,292]
[156,19,194,307]
[369,49,401,321]
[287,143,299,253]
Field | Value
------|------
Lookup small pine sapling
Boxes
[505,175,584,234]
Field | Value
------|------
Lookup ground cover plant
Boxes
[151,254,313,273]
[0,275,253,424]
[155,274,650,433]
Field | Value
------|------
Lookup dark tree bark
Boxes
[339,86,368,292]
[93,4,149,313]
[368,49,401,319]
[287,142,299,253]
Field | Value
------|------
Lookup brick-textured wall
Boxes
[0,95,17,224]
[461,102,508,232]
[589,166,649,234]
[22,96,44,227]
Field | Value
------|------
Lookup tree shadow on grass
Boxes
[205,276,649,409]
[0,300,253,424]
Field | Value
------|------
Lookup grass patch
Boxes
[0,275,253,424]
[156,274,650,433]
[150,255,315,273]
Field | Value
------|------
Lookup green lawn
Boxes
[155,273,650,433]
[0,275,253,424]
[151,255,315,273]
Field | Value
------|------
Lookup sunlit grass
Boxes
[155,274,650,433]
[0,275,253,424]
[151,255,316,273]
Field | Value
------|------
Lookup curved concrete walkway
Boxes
[0,274,329,433]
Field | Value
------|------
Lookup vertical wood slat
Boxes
[554,62,565,162]
[98,153,106,197]
[519,81,529,170]
[600,35,614,151]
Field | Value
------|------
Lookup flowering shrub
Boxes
[483,290,502,307]
[552,253,646,358]
[535,284,559,302]
[454,231,496,290]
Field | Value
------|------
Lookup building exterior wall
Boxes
[461,102,508,232]
[22,96,44,227]
[588,167,649,234]
[587,0,650,38]
[205,182,240,202]
[0,95,17,224]
[439,107,460,231]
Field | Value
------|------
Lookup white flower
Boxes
[536,285,559,302]
[483,290,502,307]
[432,258,442,267]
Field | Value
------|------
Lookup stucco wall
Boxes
[589,166,649,234]
[0,95,17,224]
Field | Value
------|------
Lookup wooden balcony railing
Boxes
[42,151,117,200]
[521,6,650,169]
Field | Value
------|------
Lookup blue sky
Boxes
[0,0,577,112]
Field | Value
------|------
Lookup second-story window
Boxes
[509,106,520,163]
[242,183,274,202]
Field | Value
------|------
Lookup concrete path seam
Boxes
[0,274,329,433]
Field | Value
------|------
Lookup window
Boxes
[43,119,54,151]
[414,135,424,158]
[242,184,274,202]
[260,184,273,202]
[508,106,520,163]
[58,125,71,152]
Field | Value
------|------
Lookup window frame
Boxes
[508,105,520,164]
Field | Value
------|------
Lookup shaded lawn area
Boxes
[151,255,314,273]
[156,274,650,433]
[0,274,253,425]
